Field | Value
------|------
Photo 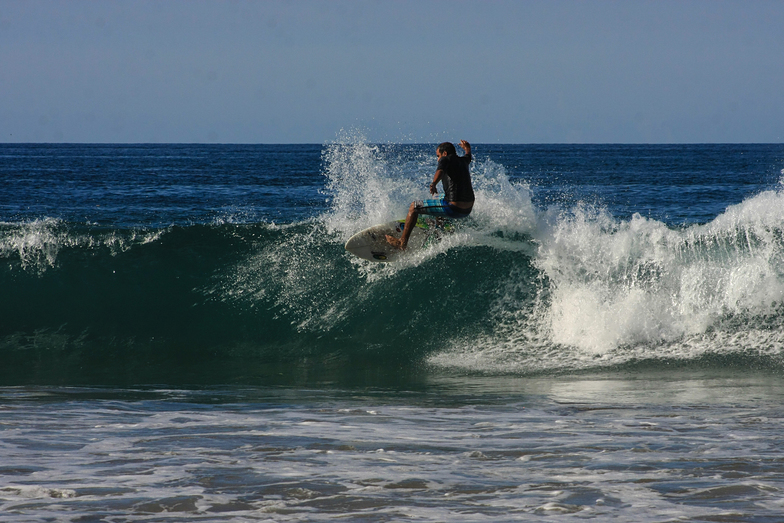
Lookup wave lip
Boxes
[0,218,73,272]
[0,218,166,274]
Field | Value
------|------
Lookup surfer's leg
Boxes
[400,202,419,246]
[386,202,418,249]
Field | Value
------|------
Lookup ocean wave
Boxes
[3,140,784,385]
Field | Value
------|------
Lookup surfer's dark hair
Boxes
[437,142,457,156]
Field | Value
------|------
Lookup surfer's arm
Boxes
[430,169,444,195]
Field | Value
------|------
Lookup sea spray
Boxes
[321,134,539,257]
[322,132,433,239]
[0,219,165,274]
[0,218,70,272]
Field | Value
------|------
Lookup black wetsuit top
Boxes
[437,152,474,203]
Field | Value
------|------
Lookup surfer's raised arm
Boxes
[459,140,471,156]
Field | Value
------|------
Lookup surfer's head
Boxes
[437,142,457,157]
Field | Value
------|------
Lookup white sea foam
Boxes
[3,384,784,522]
[431,186,784,373]
[539,191,784,351]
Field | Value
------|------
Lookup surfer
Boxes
[386,140,475,250]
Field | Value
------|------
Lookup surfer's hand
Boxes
[459,140,470,153]
[429,182,437,195]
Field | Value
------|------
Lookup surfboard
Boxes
[344,217,451,262]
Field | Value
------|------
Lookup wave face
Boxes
[2,141,784,385]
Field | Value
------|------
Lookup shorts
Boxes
[413,199,472,219]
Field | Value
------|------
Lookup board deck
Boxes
[344,217,450,262]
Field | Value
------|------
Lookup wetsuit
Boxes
[414,152,474,218]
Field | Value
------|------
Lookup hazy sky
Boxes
[2,0,783,144]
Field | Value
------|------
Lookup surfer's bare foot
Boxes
[385,234,406,250]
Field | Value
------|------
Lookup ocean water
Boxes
[2,139,784,521]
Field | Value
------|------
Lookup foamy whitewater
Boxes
[2,140,784,521]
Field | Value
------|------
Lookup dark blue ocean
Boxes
[2,140,784,521]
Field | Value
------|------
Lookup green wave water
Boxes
[0,218,540,386]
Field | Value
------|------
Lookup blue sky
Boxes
[1,0,782,144]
